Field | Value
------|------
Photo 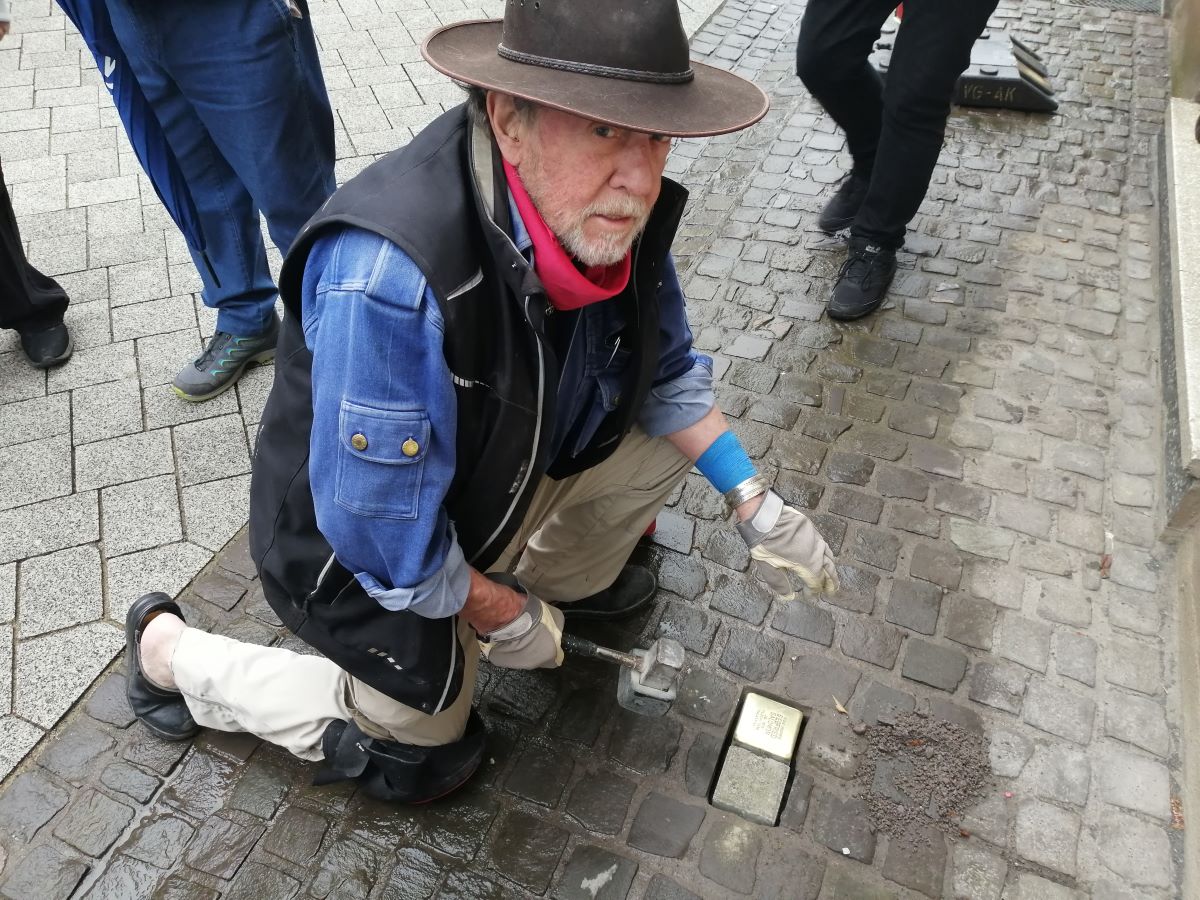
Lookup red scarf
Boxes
[503,159,631,311]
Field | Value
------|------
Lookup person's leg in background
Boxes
[828,0,1000,320]
[795,0,899,234]
[103,0,334,402]
[0,159,72,368]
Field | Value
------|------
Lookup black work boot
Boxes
[827,238,898,321]
[125,593,199,741]
[817,173,870,233]
[558,564,656,621]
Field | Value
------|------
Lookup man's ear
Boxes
[487,92,528,167]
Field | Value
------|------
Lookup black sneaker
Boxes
[817,173,870,233]
[827,238,898,321]
[18,322,73,368]
[173,315,279,402]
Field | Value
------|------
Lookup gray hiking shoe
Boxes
[172,316,279,402]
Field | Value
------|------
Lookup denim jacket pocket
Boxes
[335,401,429,520]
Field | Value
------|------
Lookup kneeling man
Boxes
[124,0,838,803]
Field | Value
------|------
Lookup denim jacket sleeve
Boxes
[301,227,469,619]
[638,253,715,437]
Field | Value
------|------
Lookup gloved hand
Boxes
[736,489,839,600]
[478,578,565,670]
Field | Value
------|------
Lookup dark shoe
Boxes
[558,564,657,621]
[125,592,198,741]
[172,315,280,402]
[827,238,898,321]
[18,322,72,369]
[817,173,870,233]
[316,709,486,804]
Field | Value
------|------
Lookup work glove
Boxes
[736,489,839,600]
[478,576,565,670]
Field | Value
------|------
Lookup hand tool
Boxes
[561,633,685,717]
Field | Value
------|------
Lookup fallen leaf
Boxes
[833,695,848,714]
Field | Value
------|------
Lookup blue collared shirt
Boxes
[301,196,713,618]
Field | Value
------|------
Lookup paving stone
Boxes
[488,669,559,725]
[1104,636,1163,696]
[801,714,861,780]
[949,520,1015,562]
[52,787,134,857]
[703,530,748,570]
[909,542,963,589]
[719,627,784,681]
[1104,691,1170,757]
[828,563,878,613]
[37,719,115,783]
[851,681,915,725]
[810,790,875,862]
[770,600,834,646]
[643,875,702,900]
[80,854,162,900]
[944,596,998,650]
[952,841,1006,900]
[656,599,719,653]
[933,482,991,521]
[100,761,161,804]
[676,668,738,726]
[969,661,1030,714]
[817,864,895,900]
[0,770,69,842]
[887,405,939,438]
[100,475,183,558]
[779,769,815,833]
[877,466,929,501]
[1054,629,1097,686]
[555,845,637,900]
[887,504,940,538]
[881,825,946,897]
[0,843,89,900]
[84,673,136,729]
[627,793,706,858]
[500,743,575,808]
[1011,873,1085,900]
[74,429,174,491]
[566,770,636,835]
[1015,800,1081,876]
[901,638,968,692]
[885,580,942,634]
[1035,578,1092,628]
[850,528,901,571]
[1025,742,1090,806]
[608,710,681,774]
[377,846,445,900]
[1096,746,1171,820]
[839,618,903,668]
[995,612,1052,672]
[1096,811,1172,888]
[550,688,609,747]
[698,815,760,893]
[827,486,883,524]
[825,451,875,485]
[709,573,773,625]
[787,654,861,709]
[651,510,695,554]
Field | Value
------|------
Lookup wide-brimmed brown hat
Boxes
[421,0,769,138]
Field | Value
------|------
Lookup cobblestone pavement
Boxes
[0,0,1181,897]
[0,0,725,775]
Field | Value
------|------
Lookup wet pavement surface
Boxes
[0,0,1181,897]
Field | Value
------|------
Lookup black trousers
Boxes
[796,0,999,248]
[0,161,69,333]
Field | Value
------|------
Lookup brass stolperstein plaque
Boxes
[733,693,803,762]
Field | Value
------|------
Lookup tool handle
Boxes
[561,633,640,669]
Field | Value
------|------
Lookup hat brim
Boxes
[422,20,769,138]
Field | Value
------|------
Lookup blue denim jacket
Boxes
[302,197,714,618]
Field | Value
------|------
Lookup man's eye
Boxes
[651,133,671,144]
[594,125,614,138]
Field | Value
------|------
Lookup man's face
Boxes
[494,100,672,267]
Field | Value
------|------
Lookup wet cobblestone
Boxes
[0,0,1183,895]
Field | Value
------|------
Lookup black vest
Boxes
[248,106,687,712]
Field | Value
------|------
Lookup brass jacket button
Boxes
[351,433,368,451]
[402,438,420,457]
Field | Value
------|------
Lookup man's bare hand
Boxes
[0,22,11,41]
[462,568,527,635]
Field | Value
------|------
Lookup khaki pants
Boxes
[170,427,690,759]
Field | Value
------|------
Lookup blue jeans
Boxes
[105,0,335,337]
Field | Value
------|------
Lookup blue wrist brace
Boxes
[695,430,757,494]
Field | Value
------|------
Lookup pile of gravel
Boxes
[856,711,990,842]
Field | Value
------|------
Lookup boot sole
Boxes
[173,347,277,403]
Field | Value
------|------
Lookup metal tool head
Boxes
[613,637,686,716]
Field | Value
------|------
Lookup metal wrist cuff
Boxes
[723,474,770,508]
